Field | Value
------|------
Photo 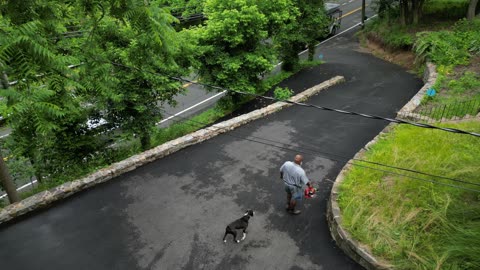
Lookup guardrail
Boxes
[398,99,480,123]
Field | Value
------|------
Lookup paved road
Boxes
[0,28,422,269]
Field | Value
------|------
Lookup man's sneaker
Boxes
[288,209,301,215]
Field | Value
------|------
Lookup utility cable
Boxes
[160,110,480,193]
[108,61,480,138]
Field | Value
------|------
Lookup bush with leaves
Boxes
[275,0,329,71]
[0,2,93,182]
[76,0,192,151]
[0,0,193,186]
[194,0,274,95]
[160,0,206,17]
[273,87,293,100]
[414,19,480,66]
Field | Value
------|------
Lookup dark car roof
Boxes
[325,3,341,14]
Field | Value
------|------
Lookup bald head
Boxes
[294,155,303,165]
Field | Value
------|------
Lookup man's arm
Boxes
[301,171,310,187]
[280,163,285,179]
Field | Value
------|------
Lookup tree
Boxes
[0,1,95,181]
[194,0,276,97]
[467,0,479,20]
[160,0,206,16]
[375,0,399,20]
[0,64,20,204]
[0,0,194,191]
[192,0,296,106]
[381,0,425,25]
[0,155,19,203]
[79,0,189,151]
[276,0,329,71]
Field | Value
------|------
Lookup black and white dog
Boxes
[222,210,254,243]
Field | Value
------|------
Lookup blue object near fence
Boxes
[426,88,436,97]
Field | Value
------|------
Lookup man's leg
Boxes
[289,199,296,209]
[285,185,293,210]
[288,188,302,215]
[286,192,292,210]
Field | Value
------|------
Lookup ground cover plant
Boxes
[339,121,480,269]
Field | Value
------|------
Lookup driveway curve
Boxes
[0,30,422,270]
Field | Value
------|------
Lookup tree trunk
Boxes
[467,0,479,20]
[406,0,413,25]
[400,0,407,26]
[307,42,315,61]
[413,0,425,24]
[378,0,388,19]
[0,63,20,204]
[412,0,419,24]
[1,71,9,90]
[29,157,43,183]
[0,152,20,203]
[140,132,151,151]
[281,50,299,72]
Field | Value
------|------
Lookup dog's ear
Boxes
[244,209,254,217]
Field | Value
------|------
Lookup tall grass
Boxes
[339,121,480,269]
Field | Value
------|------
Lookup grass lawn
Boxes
[338,120,480,269]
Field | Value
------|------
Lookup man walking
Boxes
[280,154,311,215]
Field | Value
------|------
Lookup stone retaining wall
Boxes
[327,62,437,270]
[0,76,345,225]
[397,62,437,117]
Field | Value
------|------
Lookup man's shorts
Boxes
[285,184,303,201]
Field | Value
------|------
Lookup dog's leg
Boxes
[222,230,228,243]
[232,231,240,243]
[241,229,247,241]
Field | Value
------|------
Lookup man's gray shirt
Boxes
[280,161,309,188]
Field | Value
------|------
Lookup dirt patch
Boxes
[358,36,416,71]
[453,56,480,77]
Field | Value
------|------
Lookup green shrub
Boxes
[364,19,414,49]
[273,87,293,100]
[414,19,480,66]
[447,72,480,94]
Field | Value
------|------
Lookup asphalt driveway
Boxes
[0,30,422,270]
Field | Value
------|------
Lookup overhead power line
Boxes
[160,110,480,193]
[173,77,480,138]
[108,61,480,138]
